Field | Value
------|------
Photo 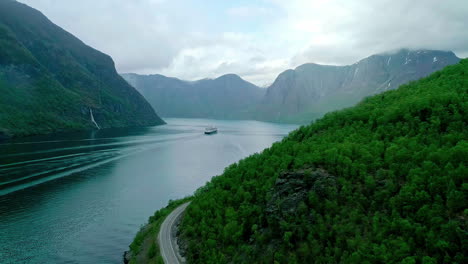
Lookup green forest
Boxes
[173,60,468,263]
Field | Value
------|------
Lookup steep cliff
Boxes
[257,49,460,123]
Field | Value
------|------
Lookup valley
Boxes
[0,1,466,264]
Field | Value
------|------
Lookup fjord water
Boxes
[0,118,296,263]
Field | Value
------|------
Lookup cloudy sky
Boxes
[19,0,468,86]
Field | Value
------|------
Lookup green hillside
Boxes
[0,0,164,138]
[177,60,467,263]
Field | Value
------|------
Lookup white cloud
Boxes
[227,6,273,18]
[270,0,468,66]
[18,0,468,86]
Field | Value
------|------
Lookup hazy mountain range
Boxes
[122,73,264,120]
[0,0,164,138]
[126,49,459,124]
[256,49,460,123]
[0,0,461,140]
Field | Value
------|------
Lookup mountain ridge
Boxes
[122,72,265,120]
[123,49,460,124]
[256,49,460,123]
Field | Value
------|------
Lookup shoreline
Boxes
[124,198,191,264]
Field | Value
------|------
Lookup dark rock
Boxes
[176,212,189,260]
[266,168,335,222]
[123,250,132,264]
[0,130,11,141]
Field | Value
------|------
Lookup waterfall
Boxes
[89,108,101,129]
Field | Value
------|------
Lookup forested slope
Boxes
[178,59,467,263]
[0,0,164,138]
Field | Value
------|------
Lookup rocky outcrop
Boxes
[266,168,335,223]
[175,212,188,263]
[123,250,132,264]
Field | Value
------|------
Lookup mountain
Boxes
[122,73,265,120]
[0,0,164,138]
[166,59,466,263]
[257,49,460,123]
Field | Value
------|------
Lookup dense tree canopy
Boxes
[179,60,468,263]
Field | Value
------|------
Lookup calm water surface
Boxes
[0,118,297,263]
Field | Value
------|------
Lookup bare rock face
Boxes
[243,168,338,260]
[257,49,460,123]
[123,250,132,264]
[266,168,336,223]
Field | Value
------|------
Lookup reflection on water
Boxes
[0,118,297,263]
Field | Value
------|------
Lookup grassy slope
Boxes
[177,60,467,263]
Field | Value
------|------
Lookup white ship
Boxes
[204,126,218,135]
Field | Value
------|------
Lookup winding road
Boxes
[158,202,191,264]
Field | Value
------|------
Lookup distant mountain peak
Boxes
[377,48,457,57]
[121,72,264,119]
[257,49,460,123]
[216,73,242,80]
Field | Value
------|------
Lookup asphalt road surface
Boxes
[158,202,191,264]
